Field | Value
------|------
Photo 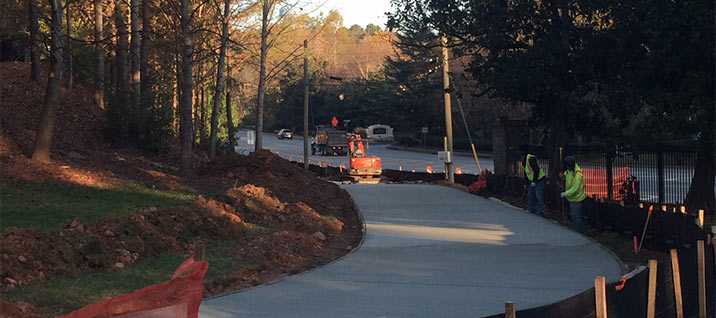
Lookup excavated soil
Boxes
[0,62,363,316]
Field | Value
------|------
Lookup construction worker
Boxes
[522,154,546,217]
[561,156,586,233]
[349,134,365,157]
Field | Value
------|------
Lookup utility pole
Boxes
[303,39,309,170]
[442,36,454,182]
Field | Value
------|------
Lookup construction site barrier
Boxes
[376,169,714,317]
[582,167,630,201]
[483,243,714,318]
[59,256,208,318]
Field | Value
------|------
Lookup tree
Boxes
[114,0,129,93]
[28,0,41,82]
[94,0,103,108]
[365,23,380,35]
[180,0,194,173]
[225,66,235,153]
[130,0,141,125]
[140,0,151,102]
[388,0,596,181]
[32,0,65,162]
[66,0,72,90]
[208,0,231,158]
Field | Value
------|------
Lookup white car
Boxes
[277,129,293,140]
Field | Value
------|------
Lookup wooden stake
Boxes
[698,209,704,228]
[194,241,205,262]
[697,240,706,318]
[638,206,655,253]
[504,302,515,318]
[647,259,657,318]
[595,276,607,318]
[670,249,684,318]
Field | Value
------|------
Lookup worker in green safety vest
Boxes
[522,154,546,217]
[560,156,586,233]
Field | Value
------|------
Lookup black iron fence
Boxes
[525,143,700,207]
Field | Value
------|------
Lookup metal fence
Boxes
[526,143,699,206]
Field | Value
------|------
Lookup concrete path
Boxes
[200,184,623,318]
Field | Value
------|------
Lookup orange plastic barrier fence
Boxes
[582,167,629,201]
[59,256,208,318]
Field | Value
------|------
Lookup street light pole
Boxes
[442,36,454,182]
[303,39,309,170]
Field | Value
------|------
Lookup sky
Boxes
[308,0,393,28]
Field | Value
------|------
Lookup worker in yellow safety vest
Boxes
[522,154,546,217]
[561,156,586,233]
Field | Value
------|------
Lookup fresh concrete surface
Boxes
[200,184,623,318]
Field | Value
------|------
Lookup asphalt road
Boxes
[235,131,492,175]
[235,130,709,205]
[199,184,624,317]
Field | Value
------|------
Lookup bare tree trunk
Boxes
[226,66,235,154]
[255,0,270,150]
[140,0,150,101]
[175,51,182,133]
[130,0,141,134]
[66,0,72,90]
[32,0,65,162]
[208,0,230,159]
[94,0,104,108]
[180,0,194,174]
[200,72,206,143]
[28,0,42,82]
[114,0,129,93]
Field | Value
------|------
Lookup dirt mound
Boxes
[228,184,343,236]
[0,197,247,288]
[204,150,358,221]
[0,62,106,156]
[0,300,41,318]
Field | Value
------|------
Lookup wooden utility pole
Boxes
[442,36,454,182]
[303,39,309,170]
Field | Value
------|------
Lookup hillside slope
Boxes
[0,62,362,317]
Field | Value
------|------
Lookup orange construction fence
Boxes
[60,256,208,318]
[582,167,629,201]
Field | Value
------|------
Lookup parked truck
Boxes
[311,125,348,156]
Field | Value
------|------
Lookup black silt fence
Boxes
[483,244,715,318]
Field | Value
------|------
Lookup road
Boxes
[200,184,624,317]
[236,131,708,205]
[235,131,492,175]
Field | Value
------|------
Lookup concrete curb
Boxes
[203,187,368,301]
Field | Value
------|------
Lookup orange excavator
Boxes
[347,134,382,184]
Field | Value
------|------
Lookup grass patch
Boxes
[0,178,194,231]
[587,229,668,269]
[2,241,249,316]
